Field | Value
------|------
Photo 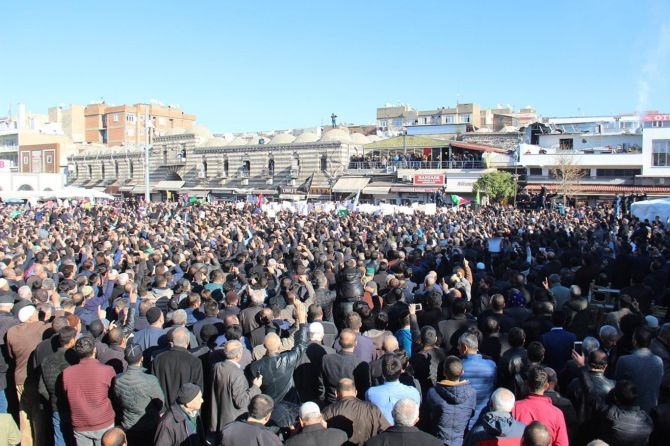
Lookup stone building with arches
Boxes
[66,126,374,200]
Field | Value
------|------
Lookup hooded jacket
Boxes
[425,380,477,446]
[464,410,526,446]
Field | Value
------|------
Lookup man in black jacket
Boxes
[585,378,653,446]
[154,383,206,446]
[320,329,370,404]
[38,326,78,446]
[248,301,308,427]
[567,349,615,444]
[221,394,282,446]
[322,378,389,445]
[285,402,347,446]
[364,398,442,446]
[152,327,204,406]
[209,340,262,432]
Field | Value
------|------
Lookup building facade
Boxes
[84,102,196,146]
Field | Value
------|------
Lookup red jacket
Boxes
[63,357,116,431]
[512,394,568,446]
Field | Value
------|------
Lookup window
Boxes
[101,163,105,178]
[128,160,134,177]
[113,113,119,122]
[596,168,641,177]
[528,167,543,176]
[445,115,454,124]
[114,161,119,177]
[459,114,471,123]
[46,155,53,164]
[652,139,670,166]
[320,154,328,171]
[87,165,92,178]
[559,138,574,150]
[126,113,135,122]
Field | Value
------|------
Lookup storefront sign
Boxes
[643,114,670,122]
[413,174,445,185]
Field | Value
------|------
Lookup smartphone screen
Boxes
[414,303,423,311]
[573,341,583,355]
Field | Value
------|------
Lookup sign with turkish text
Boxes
[643,114,670,122]
[413,174,445,185]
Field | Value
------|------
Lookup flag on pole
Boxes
[257,194,263,206]
[451,194,471,206]
[297,173,314,194]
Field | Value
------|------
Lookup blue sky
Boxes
[2,1,669,133]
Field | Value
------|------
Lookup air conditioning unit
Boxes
[241,178,249,186]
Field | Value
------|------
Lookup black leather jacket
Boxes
[248,324,308,404]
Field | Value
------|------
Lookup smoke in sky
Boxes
[636,20,670,115]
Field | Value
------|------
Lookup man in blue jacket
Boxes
[425,356,476,446]
[459,330,497,429]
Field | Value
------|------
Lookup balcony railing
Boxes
[347,160,486,170]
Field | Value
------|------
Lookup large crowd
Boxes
[0,196,669,446]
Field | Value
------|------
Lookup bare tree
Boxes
[550,154,585,206]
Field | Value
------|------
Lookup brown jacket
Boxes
[322,396,389,445]
[6,321,49,385]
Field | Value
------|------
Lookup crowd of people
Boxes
[348,149,484,170]
[0,195,669,446]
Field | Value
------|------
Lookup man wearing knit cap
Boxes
[155,383,206,446]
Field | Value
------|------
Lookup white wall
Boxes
[642,127,670,177]
[0,172,65,192]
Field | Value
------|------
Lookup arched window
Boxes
[128,160,134,177]
[101,163,105,179]
[222,156,230,178]
[268,154,275,176]
[292,152,300,172]
[87,165,92,178]
[320,154,328,171]
[75,165,79,177]
[114,161,119,178]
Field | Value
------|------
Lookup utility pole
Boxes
[144,105,152,202]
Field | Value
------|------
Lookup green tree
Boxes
[473,171,515,203]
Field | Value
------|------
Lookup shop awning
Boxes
[118,185,135,192]
[390,186,441,193]
[525,184,670,196]
[132,185,148,194]
[154,180,185,191]
[332,177,370,193]
[362,185,391,195]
